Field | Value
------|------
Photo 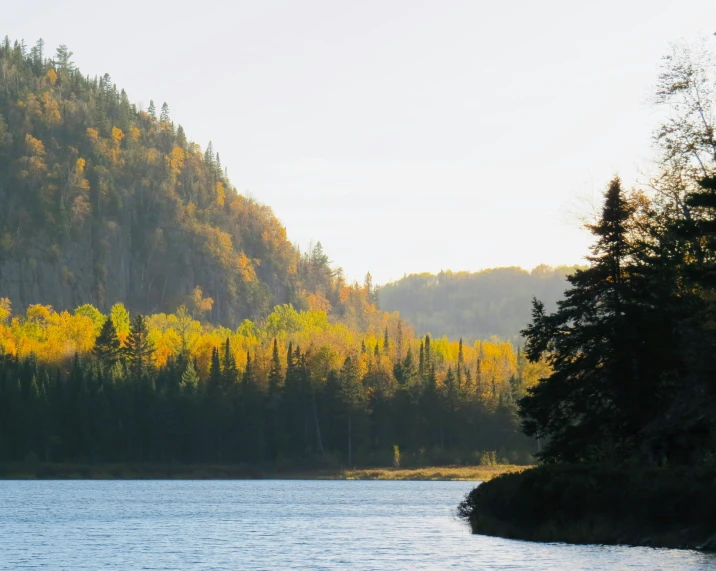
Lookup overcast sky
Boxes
[6,1,716,283]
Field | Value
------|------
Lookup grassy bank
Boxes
[458,463,716,550]
[0,462,527,481]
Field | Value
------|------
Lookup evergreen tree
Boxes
[180,360,199,391]
[92,318,121,366]
[221,338,238,391]
[207,347,222,395]
[160,102,170,123]
[520,178,665,463]
[339,356,365,466]
[268,338,282,396]
[125,314,154,378]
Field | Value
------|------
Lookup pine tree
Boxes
[160,102,170,123]
[268,338,282,396]
[125,314,154,378]
[180,360,199,391]
[93,318,121,366]
[221,338,238,391]
[519,177,664,463]
[207,346,222,395]
[339,356,365,466]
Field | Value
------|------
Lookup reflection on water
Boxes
[1,480,715,570]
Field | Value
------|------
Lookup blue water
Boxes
[1,480,714,570]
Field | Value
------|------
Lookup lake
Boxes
[1,480,714,570]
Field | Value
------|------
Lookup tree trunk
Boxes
[348,415,352,466]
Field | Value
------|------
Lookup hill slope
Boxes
[0,39,344,326]
[379,265,582,341]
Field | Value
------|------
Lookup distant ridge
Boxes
[379,265,584,341]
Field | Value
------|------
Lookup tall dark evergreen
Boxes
[92,318,121,366]
[520,178,691,463]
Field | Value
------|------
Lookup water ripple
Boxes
[0,480,714,570]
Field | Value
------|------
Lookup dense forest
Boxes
[0,38,544,467]
[0,299,541,465]
[379,266,581,342]
[0,38,367,327]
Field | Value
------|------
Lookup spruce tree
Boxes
[93,318,121,366]
[221,338,238,391]
[519,178,662,463]
[125,314,154,378]
[268,339,282,396]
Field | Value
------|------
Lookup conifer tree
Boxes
[268,338,282,396]
[93,318,121,366]
[125,314,154,378]
[339,356,365,466]
[520,178,662,463]
[221,338,238,391]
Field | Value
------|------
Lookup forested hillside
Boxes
[0,38,543,467]
[0,38,357,326]
[379,266,582,341]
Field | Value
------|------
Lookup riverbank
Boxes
[458,463,716,550]
[0,462,527,481]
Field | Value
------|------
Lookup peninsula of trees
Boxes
[459,42,716,549]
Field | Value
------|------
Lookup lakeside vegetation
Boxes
[460,41,716,549]
[458,464,716,549]
[0,461,526,481]
[0,298,541,467]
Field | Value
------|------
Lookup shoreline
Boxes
[0,462,528,481]
[458,463,716,551]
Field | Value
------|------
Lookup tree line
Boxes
[0,300,539,466]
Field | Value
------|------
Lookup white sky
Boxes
[6,1,716,284]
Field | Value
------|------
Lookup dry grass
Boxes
[332,465,531,481]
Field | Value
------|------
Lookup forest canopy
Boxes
[0,38,366,328]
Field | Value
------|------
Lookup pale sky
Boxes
[6,1,716,283]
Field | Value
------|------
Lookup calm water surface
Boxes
[1,480,715,570]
